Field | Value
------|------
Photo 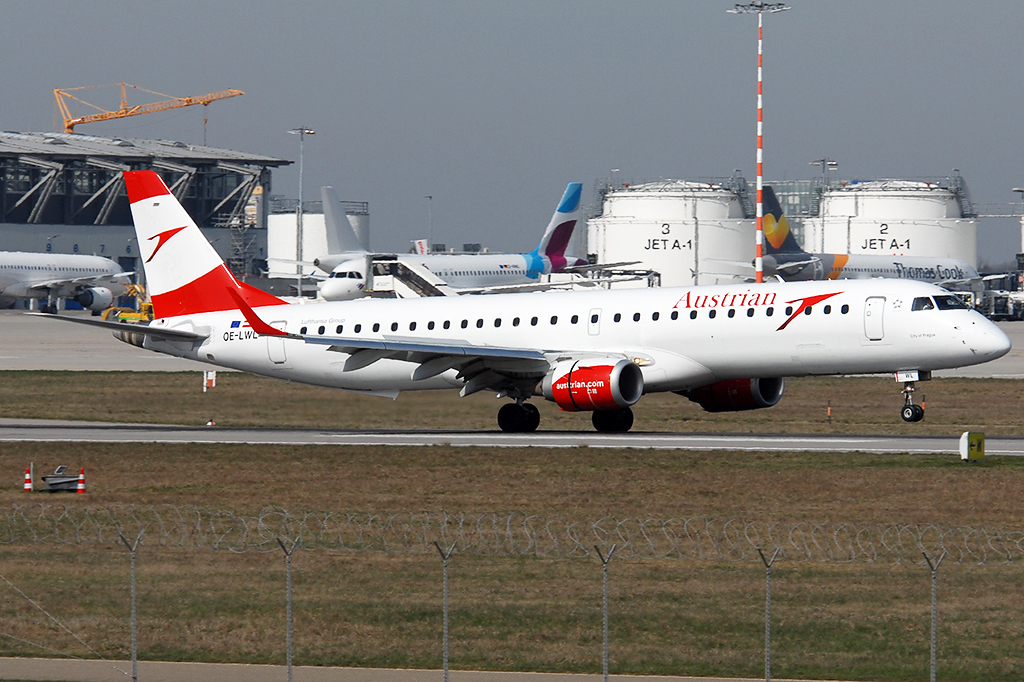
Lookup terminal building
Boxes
[586,171,978,286]
[0,131,291,278]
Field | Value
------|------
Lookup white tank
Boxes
[800,180,977,267]
[587,181,753,287]
[823,181,964,219]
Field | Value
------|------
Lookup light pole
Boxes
[810,158,837,188]
[728,1,791,284]
[425,195,433,250]
[1013,188,1024,266]
[288,126,315,296]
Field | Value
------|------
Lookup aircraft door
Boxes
[267,321,287,363]
[588,308,601,336]
[863,297,885,341]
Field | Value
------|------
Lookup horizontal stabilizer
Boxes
[27,312,208,342]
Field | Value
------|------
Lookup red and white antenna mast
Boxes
[728,1,790,284]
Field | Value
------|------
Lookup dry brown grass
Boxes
[3,444,1023,526]
[1,546,1022,680]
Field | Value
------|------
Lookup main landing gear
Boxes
[900,381,925,423]
[592,407,634,433]
[496,404,636,433]
[497,402,540,433]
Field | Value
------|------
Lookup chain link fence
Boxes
[4,504,1024,565]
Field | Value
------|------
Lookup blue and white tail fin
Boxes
[528,182,583,273]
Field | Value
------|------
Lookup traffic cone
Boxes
[23,466,32,492]
[76,467,86,494]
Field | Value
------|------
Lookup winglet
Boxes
[226,287,292,337]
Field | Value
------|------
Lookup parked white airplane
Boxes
[43,171,1011,431]
[316,183,588,300]
[761,186,980,286]
[0,251,128,312]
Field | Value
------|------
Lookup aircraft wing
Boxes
[561,261,641,273]
[772,258,821,273]
[937,278,976,288]
[450,275,645,295]
[228,288,552,395]
[28,271,134,292]
[27,312,208,342]
[302,334,547,360]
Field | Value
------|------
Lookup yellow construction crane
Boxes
[54,83,244,133]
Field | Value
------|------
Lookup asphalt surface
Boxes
[0,658,839,682]
[0,417,1015,455]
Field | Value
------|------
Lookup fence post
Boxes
[119,532,143,682]
[277,538,299,682]
[595,544,617,682]
[922,551,947,682]
[434,540,457,682]
[756,547,781,682]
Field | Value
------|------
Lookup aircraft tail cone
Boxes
[76,467,86,494]
[23,466,32,492]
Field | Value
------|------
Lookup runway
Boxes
[1,418,1021,454]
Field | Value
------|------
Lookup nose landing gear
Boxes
[900,381,925,422]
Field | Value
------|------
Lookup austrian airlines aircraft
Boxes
[0,251,128,312]
[761,186,980,286]
[317,183,587,301]
[47,171,1011,431]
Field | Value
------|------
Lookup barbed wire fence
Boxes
[3,504,1024,565]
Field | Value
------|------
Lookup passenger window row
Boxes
[296,302,851,335]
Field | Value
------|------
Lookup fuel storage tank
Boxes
[799,179,978,267]
[586,180,754,287]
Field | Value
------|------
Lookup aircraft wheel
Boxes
[901,405,916,422]
[497,404,523,432]
[592,407,634,433]
[912,404,925,422]
[523,403,541,432]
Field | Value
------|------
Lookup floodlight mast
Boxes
[728,1,791,284]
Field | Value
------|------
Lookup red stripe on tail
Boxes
[151,265,287,318]
[124,170,172,202]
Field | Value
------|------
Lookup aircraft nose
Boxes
[969,320,1011,360]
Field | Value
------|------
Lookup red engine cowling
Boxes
[679,377,785,413]
[542,358,644,412]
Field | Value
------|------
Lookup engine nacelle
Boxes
[542,358,644,412]
[74,287,114,311]
[678,377,785,413]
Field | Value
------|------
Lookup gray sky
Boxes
[3,1,1022,266]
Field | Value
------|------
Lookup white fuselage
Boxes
[143,279,1009,397]
[764,253,979,284]
[0,251,124,306]
[318,251,582,301]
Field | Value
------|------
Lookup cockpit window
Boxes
[911,296,935,311]
[934,294,967,310]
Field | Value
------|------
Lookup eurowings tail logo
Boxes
[145,226,188,263]
[776,292,843,331]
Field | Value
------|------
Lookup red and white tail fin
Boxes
[123,171,287,319]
